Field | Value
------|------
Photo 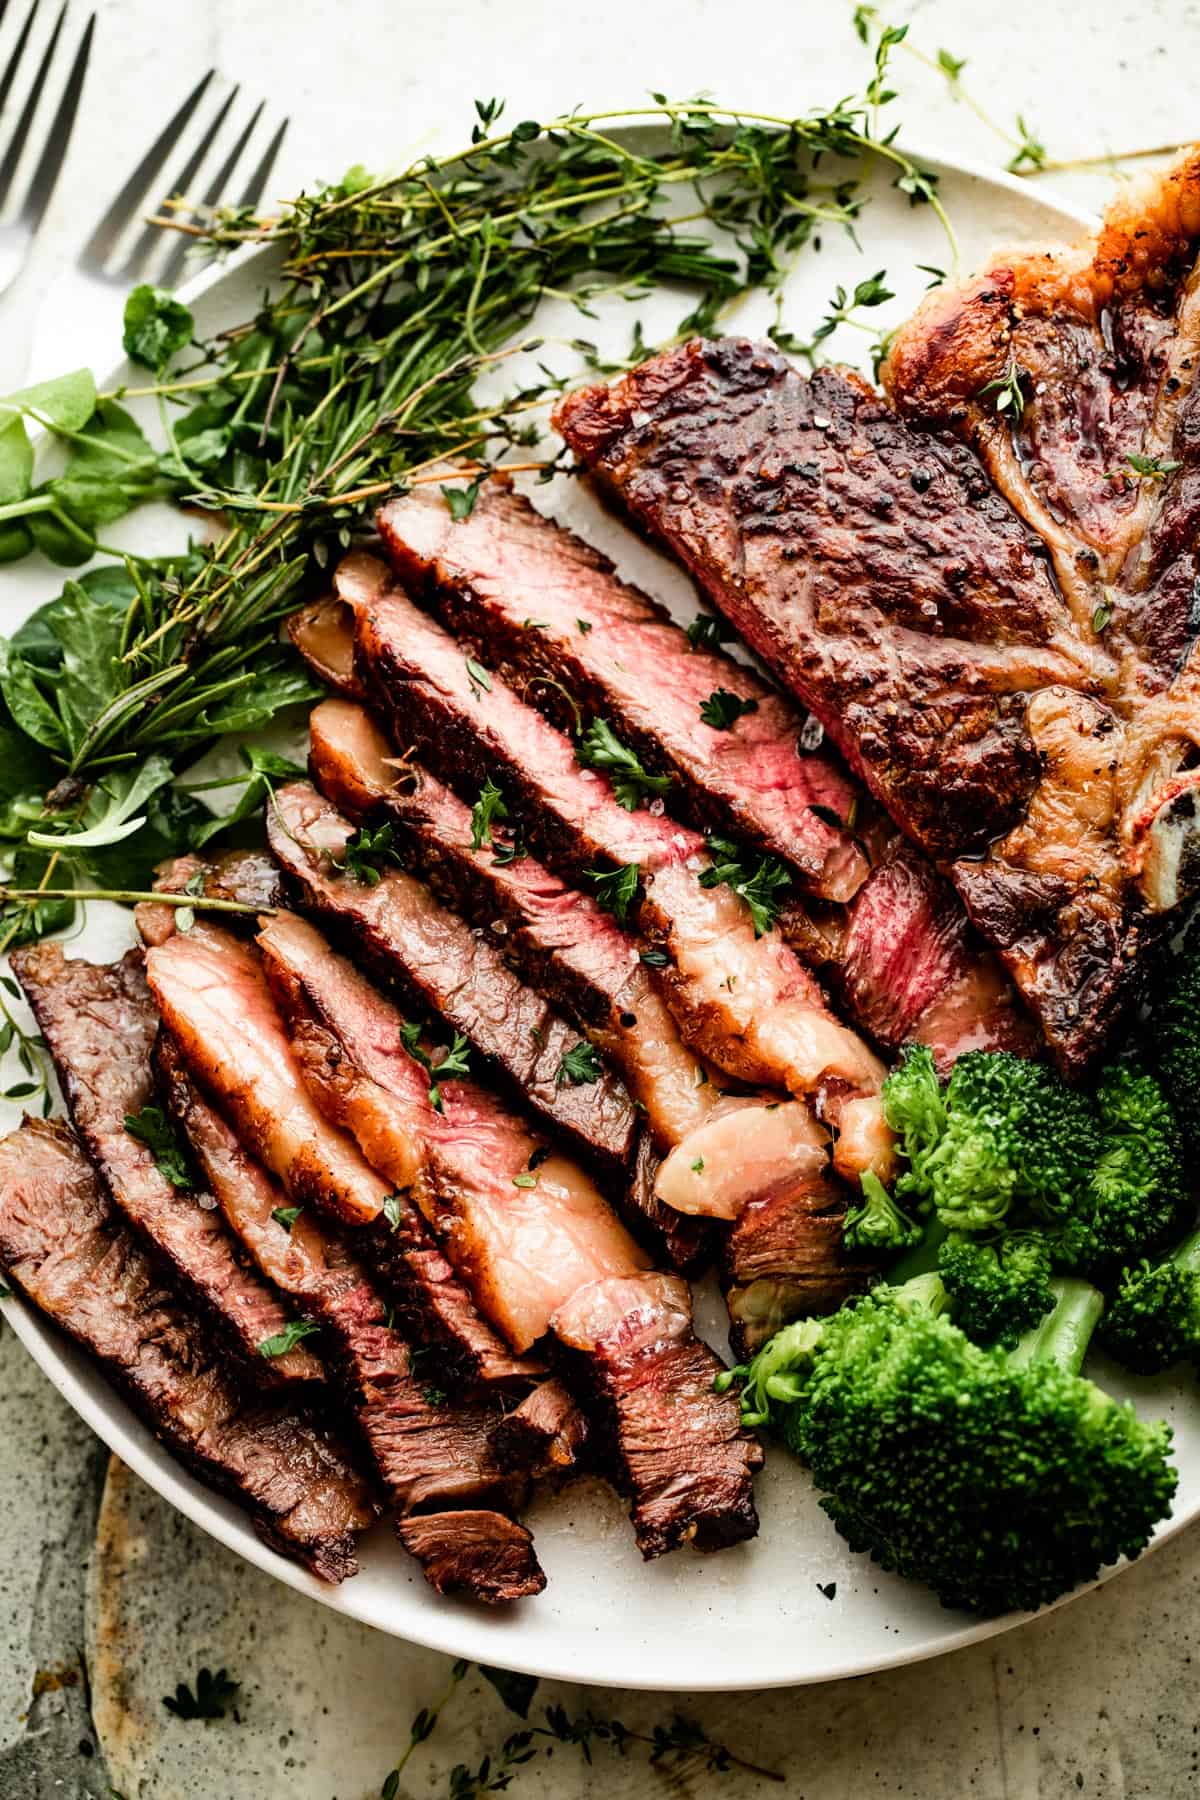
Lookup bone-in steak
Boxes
[0,1118,375,1579]
[552,321,1177,1073]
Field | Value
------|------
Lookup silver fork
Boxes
[0,1,95,299]
[79,69,288,290]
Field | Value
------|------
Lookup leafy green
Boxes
[556,1041,602,1086]
[399,1023,472,1111]
[698,834,791,936]
[699,687,758,730]
[123,285,195,368]
[685,613,736,651]
[575,718,672,810]
[190,745,307,850]
[469,777,509,850]
[333,821,403,885]
[124,1103,194,1190]
[258,1319,320,1358]
[586,861,641,923]
[271,1206,303,1232]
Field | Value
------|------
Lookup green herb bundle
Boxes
[0,72,950,995]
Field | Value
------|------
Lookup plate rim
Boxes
[7,136,1161,1693]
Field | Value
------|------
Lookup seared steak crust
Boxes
[11,943,321,1386]
[552,1273,762,1558]
[554,336,1141,1072]
[395,1510,546,1602]
[491,1375,589,1480]
[720,1175,871,1360]
[0,1118,375,1580]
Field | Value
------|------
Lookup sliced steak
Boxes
[377,486,868,900]
[552,1272,762,1557]
[0,1118,375,1579]
[307,696,724,1159]
[144,925,537,1385]
[10,943,322,1389]
[836,843,1039,1066]
[553,337,1150,1073]
[395,1511,545,1602]
[268,777,639,1184]
[256,909,649,1353]
[136,849,284,946]
[720,1175,871,1360]
[336,566,890,1178]
[491,1376,589,1480]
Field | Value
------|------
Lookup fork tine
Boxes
[159,97,263,288]
[0,0,38,121]
[116,82,239,284]
[17,10,92,232]
[0,2,63,213]
[238,114,287,213]
[78,67,213,271]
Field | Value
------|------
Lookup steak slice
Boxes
[720,1175,870,1360]
[0,1118,375,1579]
[835,842,1038,1067]
[338,566,891,1179]
[268,777,639,1184]
[553,337,1148,1074]
[395,1511,545,1603]
[144,924,539,1385]
[10,943,322,1389]
[135,849,284,946]
[491,1376,589,1481]
[376,485,868,900]
[256,909,649,1353]
[552,1272,762,1557]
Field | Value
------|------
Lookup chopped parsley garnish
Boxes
[162,1666,240,1721]
[576,718,672,811]
[258,1319,320,1359]
[686,612,736,651]
[1092,599,1114,634]
[512,1172,538,1188]
[586,861,641,923]
[334,821,402,886]
[400,1022,472,1111]
[699,834,792,937]
[441,475,484,519]
[640,947,670,967]
[556,1041,602,1086]
[465,655,492,695]
[691,1156,705,1173]
[124,1105,194,1191]
[699,688,759,731]
[469,776,509,850]
[576,617,593,635]
[382,1191,404,1232]
[271,1206,302,1232]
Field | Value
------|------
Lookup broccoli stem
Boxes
[1167,1224,1200,1274]
[1007,1277,1104,1376]
[888,1217,948,1283]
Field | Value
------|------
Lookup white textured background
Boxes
[3,1,1200,1795]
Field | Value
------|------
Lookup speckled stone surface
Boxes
[5,0,1200,1793]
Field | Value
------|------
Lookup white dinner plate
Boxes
[4,133,1190,1692]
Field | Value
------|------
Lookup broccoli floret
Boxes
[882,1047,1096,1232]
[1099,1226,1200,1373]
[724,1274,1176,1616]
[1057,1058,1186,1278]
[843,1170,924,1254]
[1148,938,1200,1158]
[938,1232,1055,1348]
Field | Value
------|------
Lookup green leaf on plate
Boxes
[0,414,32,505]
[122,285,195,369]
